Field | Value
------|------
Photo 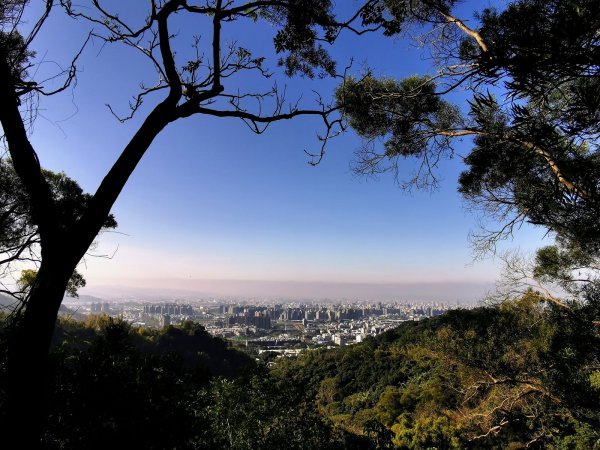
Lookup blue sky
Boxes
[19,1,546,301]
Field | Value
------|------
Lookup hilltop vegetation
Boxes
[274,291,600,449]
[1,293,598,449]
[0,315,335,449]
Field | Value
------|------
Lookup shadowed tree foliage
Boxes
[337,75,461,187]
[0,158,116,302]
[0,316,361,449]
[336,0,600,257]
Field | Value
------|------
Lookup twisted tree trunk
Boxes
[5,253,76,449]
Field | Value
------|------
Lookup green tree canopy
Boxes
[1,158,116,301]
[336,0,600,258]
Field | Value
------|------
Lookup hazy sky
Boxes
[19,1,547,301]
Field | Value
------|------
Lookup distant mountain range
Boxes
[0,294,88,320]
[80,279,491,303]
[63,294,108,304]
[58,303,87,321]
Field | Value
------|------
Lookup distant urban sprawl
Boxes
[80,299,470,356]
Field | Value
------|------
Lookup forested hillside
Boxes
[1,315,344,449]
[273,292,600,448]
[1,297,598,449]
